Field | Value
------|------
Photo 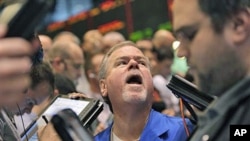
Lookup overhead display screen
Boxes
[41,0,173,41]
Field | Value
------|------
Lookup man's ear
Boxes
[99,79,108,97]
[231,10,250,45]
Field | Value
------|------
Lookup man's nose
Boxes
[176,43,189,58]
[76,69,82,78]
[128,59,139,69]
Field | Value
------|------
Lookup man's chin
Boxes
[123,94,147,104]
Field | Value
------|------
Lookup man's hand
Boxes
[68,92,88,99]
[38,122,61,141]
[0,24,32,104]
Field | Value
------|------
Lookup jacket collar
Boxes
[95,109,170,140]
[140,109,169,139]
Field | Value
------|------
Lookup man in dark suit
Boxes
[173,0,250,140]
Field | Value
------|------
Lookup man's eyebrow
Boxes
[115,56,128,60]
[173,26,187,36]
[115,56,146,60]
[134,56,147,60]
[173,25,196,37]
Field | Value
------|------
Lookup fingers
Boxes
[38,123,61,141]
[0,57,31,77]
[0,57,31,95]
[0,37,32,57]
[0,24,7,38]
[68,92,88,99]
[94,123,106,135]
[0,73,30,96]
[0,28,33,98]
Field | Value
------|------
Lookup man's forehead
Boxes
[70,51,83,61]
[68,56,84,64]
[113,45,142,54]
[173,0,203,32]
[110,46,145,60]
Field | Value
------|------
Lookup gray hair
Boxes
[48,42,71,60]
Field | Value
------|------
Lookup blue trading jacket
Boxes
[95,109,194,141]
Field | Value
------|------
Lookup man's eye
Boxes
[175,28,198,43]
[139,61,146,66]
[118,61,127,65]
[185,30,198,41]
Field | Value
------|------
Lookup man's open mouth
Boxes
[126,75,142,84]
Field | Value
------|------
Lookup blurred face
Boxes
[143,50,158,75]
[4,91,32,115]
[89,53,104,80]
[63,45,84,81]
[92,54,105,75]
[173,0,245,96]
[30,81,52,105]
[7,81,52,115]
[100,46,154,110]
[0,93,23,109]
[158,59,173,77]
[88,54,105,89]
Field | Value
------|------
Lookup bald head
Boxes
[83,29,103,41]
[82,29,103,53]
[102,31,125,52]
[153,29,175,49]
[53,31,81,45]
[39,35,52,61]
[39,35,52,47]
[136,39,153,50]
[48,41,84,81]
[49,41,83,60]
